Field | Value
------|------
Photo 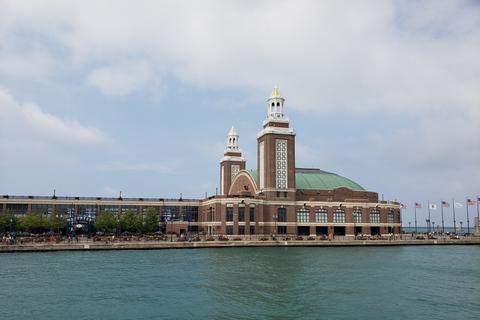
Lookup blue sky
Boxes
[1,0,479,228]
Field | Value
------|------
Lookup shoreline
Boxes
[2,236,479,253]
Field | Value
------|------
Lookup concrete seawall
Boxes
[2,237,480,252]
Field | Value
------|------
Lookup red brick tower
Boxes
[220,126,246,195]
[257,87,296,201]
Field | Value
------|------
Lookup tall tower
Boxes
[220,126,246,195]
[257,87,296,200]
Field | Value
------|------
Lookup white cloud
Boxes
[0,88,112,146]
[1,1,477,116]
[87,60,153,96]
[101,186,120,198]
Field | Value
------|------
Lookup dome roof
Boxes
[246,168,364,191]
[295,168,364,191]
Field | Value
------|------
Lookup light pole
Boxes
[87,215,92,239]
[408,222,411,233]
[426,218,430,235]
[460,221,463,235]
[353,211,357,240]
[273,214,277,240]
[432,221,435,234]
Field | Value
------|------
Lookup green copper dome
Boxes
[246,168,364,191]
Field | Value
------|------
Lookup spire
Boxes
[270,86,281,98]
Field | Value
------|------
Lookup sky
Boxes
[1,0,479,228]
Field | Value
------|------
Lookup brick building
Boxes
[1,87,402,237]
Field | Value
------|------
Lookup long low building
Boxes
[1,88,402,237]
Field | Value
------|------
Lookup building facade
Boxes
[1,88,402,237]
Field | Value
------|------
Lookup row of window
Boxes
[296,208,394,223]
[226,207,255,222]
[226,225,255,235]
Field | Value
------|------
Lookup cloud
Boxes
[1,1,477,117]
[87,60,153,96]
[0,88,112,146]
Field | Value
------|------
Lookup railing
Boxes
[2,195,199,203]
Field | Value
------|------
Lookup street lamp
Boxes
[460,221,463,235]
[426,218,430,235]
[87,215,92,239]
[273,214,277,240]
[353,211,357,240]
[432,221,435,234]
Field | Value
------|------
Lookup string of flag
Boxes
[400,197,479,210]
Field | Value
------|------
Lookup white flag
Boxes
[429,204,437,210]
[454,203,463,208]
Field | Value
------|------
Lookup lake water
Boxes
[1,246,479,319]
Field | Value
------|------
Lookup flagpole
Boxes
[453,198,456,234]
[428,200,431,234]
[441,199,445,234]
[414,202,417,234]
[466,197,470,234]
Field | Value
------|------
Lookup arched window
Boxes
[353,209,362,223]
[297,208,309,222]
[333,209,345,223]
[315,209,328,223]
[387,210,394,223]
[370,210,380,223]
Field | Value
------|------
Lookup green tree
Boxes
[17,211,49,233]
[120,209,142,233]
[144,207,159,233]
[94,210,117,232]
[0,210,12,231]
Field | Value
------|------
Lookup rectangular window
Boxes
[315,209,328,223]
[182,206,199,222]
[6,204,28,216]
[238,226,245,235]
[226,226,233,235]
[297,208,309,222]
[122,205,138,214]
[162,206,180,221]
[227,207,233,222]
[387,211,394,223]
[250,226,255,235]
[278,208,287,222]
[31,204,52,215]
[276,191,280,198]
[278,226,287,234]
[250,207,255,222]
[333,209,345,223]
[238,207,245,222]
[370,210,380,223]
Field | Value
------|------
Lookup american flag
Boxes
[401,204,406,209]
[415,202,422,209]
[467,198,475,205]
[442,201,450,208]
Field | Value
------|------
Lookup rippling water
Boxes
[1,246,479,319]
